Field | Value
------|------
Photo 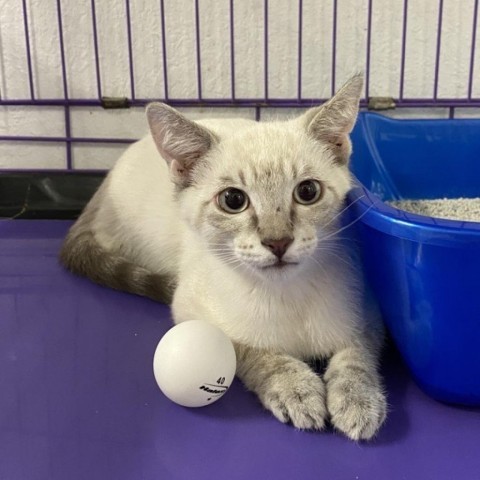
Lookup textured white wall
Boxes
[0,0,479,169]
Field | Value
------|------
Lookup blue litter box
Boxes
[348,113,480,406]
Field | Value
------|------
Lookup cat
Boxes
[60,74,387,441]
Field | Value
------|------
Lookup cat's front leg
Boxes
[235,343,327,430]
[324,343,387,441]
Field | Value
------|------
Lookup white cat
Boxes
[60,74,386,441]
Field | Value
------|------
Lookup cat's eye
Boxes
[217,188,249,213]
[293,180,322,205]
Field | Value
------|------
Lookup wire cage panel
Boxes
[1,0,480,169]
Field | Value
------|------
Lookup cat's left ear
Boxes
[146,103,218,188]
[301,73,363,165]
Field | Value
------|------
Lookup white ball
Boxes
[153,320,237,407]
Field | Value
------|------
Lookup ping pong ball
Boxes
[153,321,236,407]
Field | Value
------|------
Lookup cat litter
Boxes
[388,198,480,222]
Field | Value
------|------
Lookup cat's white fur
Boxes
[94,119,362,356]
[61,74,387,440]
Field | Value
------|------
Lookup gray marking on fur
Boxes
[205,208,241,233]
[59,182,176,304]
[291,163,298,180]
[249,212,259,230]
[219,176,234,186]
[324,344,387,441]
[234,342,327,430]
[326,184,339,202]
[251,164,260,182]
[290,205,297,226]
[238,170,246,186]
[256,211,294,242]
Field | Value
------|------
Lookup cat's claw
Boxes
[326,372,387,441]
[260,367,327,431]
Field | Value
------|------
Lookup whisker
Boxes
[209,248,234,254]
[308,253,329,277]
[316,247,353,268]
[216,260,243,270]
[318,203,374,243]
[316,239,349,251]
[209,251,244,264]
[210,254,239,263]
[323,195,366,230]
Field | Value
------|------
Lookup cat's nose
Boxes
[261,237,293,259]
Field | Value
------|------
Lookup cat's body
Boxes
[61,75,387,440]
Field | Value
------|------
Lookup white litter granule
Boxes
[388,198,480,222]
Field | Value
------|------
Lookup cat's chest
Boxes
[174,268,358,358]
[227,287,355,358]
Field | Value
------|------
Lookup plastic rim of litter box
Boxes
[347,180,480,248]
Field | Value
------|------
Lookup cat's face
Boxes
[180,123,352,279]
[146,74,363,280]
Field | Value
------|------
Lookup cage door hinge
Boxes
[368,96,396,111]
[101,97,130,109]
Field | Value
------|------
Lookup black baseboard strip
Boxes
[0,172,106,219]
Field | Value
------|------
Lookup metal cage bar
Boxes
[194,0,203,100]
[55,0,72,170]
[21,0,35,100]
[159,0,169,100]
[297,0,303,102]
[3,96,478,109]
[125,0,136,101]
[399,0,409,100]
[3,0,480,109]
[331,0,338,96]
[229,0,236,100]
[2,0,480,170]
[264,0,269,101]
[468,0,479,99]
[91,0,103,99]
[433,0,444,100]
[365,0,373,100]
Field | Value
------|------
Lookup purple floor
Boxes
[1,220,479,480]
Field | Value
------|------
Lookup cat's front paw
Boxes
[260,362,327,431]
[325,368,387,441]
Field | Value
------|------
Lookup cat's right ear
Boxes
[146,103,218,188]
